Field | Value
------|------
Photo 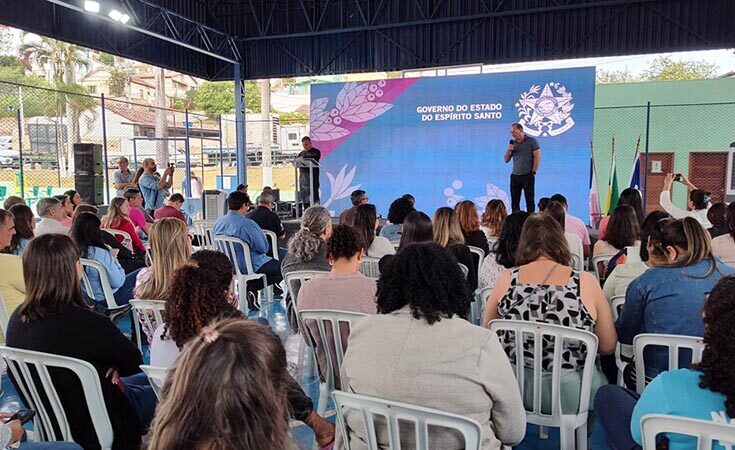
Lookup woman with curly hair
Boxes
[281,205,332,277]
[595,275,735,450]
[340,243,525,449]
[479,199,507,243]
[379,197,415,242]
[150,251,336,449]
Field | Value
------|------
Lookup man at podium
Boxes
[297,136,321,208]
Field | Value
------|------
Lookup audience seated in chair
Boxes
[3,196,24,211]
[6,234,156,450]
[340,242,525,449]
[478,211,529,290]
[433,207,477,291]
[147,319,305,450]
[213,191,282,293]
[281,205,333,281]
[550,193,591,258]
[483,214,617,424]
[6,204,34,257]
[72,212,140,314]
[134,218,192,342]
[102,197,146,253]
[706,202,728,239]
[73,205,146,273]
[598,188,644,241]
[353,204,395,259]
[603,211,670,301]
[0,209,24,320]
[0,419,82,449]
[379,210,433,271]
[34,197,70,237]
[593,204,641,259]
[479,199,507,243]
[123,188,149,236]
[544,201,585,271]
[53,194,74,228]
[247,190,287,258]
[63,189,82,210]
[616,217,734,386]
[455,200,490,255]
[153,193,186,222]
[712,202,735,262]
[378,196,414,242]
[596,275,735,450]
[338,189,367,226]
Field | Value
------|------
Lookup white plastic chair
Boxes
[332,391,483,450]
[213,235,272,314]
[359,256,381,278]
[468,286,492,325]
[488,319,599,450]
[129,299,166,351]
[298,309,366,416]
[633,334,705,394]
[79,258,126,311]
[140,364,168,400]
[262,229,280,260]
[467,246,485,287]
[640,414,735,450]
[191,220,215,250]
[570,254,583,272]
[103,228,133,252]
[0,293,9,338]
[610,295,627,386]
[592,255,613,282]
[0,346,114,449]
[457,263,469,280]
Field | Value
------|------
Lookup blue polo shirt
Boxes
[212,211,271,272]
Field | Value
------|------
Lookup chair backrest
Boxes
[634,334,705,394]
[213,235,254,276]
[610,295,625,321]
[488,319,598,424]
[79,258,121,309]
[592,255,613,281]
[0,293,9,338]
[297,310,366,393]
[283,270,330,301]
[570,253,583,271]
[102,228,133,252]
[467,246,485,285]
[0,346,114,449]
[191,220,215,250]
[469,286,492,325]
[129,299,166,350]
[262,229,280,260]
[359,256,381,279]
[457,263,469,279]
[332,391,483,450]
[640,414,735,450]
[139,365,168,400]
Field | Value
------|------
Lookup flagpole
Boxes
[590,139,601,227]
[607,135,616,215]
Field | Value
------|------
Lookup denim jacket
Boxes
[616,258,734,377]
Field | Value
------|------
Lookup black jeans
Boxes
[510,173,535,213]
[286,375,314,422]
[247,258,283,293]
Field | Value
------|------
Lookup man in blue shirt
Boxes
[213,191,282,291]
[138,158,174,215]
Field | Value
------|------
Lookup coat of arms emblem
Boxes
[515,82,575,137]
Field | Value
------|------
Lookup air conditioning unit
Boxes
[202,190,227,221]
[727,142,735,202]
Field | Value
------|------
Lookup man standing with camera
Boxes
[504,123,541,212]
[139,158,174,216]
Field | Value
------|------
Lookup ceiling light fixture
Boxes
[83,1,100,13]
[108,9,123,21]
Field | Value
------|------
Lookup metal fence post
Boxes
[643,101,651,212]
[16,108,24,199]
[234,63,247,185]
[184,109,192,197]
[218,115,224,187]
[101,93,110,203]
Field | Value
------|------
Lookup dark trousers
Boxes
[510,173,535,213]
[121,373,157,431]
[249,258,283,291]
[594,385,642,450]
[286,375,314,422]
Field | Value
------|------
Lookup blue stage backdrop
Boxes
[310,67,595,221]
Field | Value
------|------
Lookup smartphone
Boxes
[168,163,175,168]
[673,173,682,182]
[7,409,35,425]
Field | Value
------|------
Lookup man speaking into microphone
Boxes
[504,122,541,213]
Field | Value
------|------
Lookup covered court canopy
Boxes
[0,0,733,81]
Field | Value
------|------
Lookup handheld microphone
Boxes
[509,139,515,145]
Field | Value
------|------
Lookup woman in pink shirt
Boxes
[54,194,74,228]
[101,198,146,253]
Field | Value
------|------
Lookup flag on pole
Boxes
[605,136,620,215]
[629,135,642,190]
[589,141,602,227]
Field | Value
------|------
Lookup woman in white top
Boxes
[659,173,711,228]
[478,211,529,290]
[592,205,641,259]
[353,203,396,259]
[712,202,735,263]
[544,200,585,270]
[479,199,507,243]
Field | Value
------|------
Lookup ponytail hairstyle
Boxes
[689,189,711,211]
[287,205,331,262]
[695,275,735,418]
[649,217,714,270]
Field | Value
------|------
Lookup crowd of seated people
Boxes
[0,174,733,450]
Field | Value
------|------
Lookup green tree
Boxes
[278,111,308,124]
[188,80,261,118]
[108,68,128,96]
[641,56,718,81]
[98,52,115,66]
[0,68,52,117]
[596,68,639,84]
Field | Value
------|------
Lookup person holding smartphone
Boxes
[660,172,712,228]
[1,411,82,449]
[138,158,174,216]
[504,123,541,213]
